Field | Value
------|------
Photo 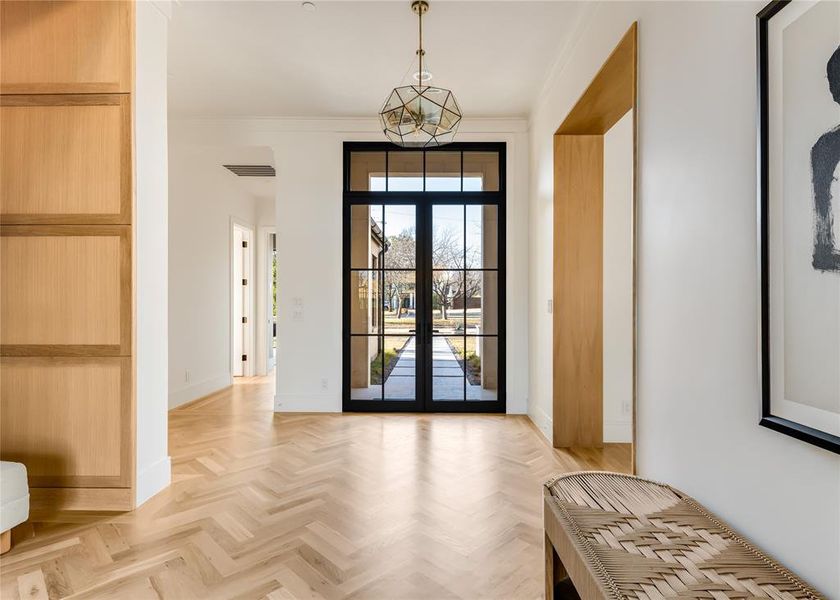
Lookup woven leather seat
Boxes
[544,472,823,600]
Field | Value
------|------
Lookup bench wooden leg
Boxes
[545,532,555,600]
[546,532,572,600]
[1,530,11,555]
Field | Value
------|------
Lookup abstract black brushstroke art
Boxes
[811,46,840,273]
[758,0,840,454]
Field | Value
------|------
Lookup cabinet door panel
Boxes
[0,226,130,355]
[0,0,132,94]
[0,95,130,224]
[0,357,131,487]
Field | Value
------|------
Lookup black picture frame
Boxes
[757,0,840,454]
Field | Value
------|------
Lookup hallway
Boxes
[0,375,630,599]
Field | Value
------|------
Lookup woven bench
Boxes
[544,472,823,600]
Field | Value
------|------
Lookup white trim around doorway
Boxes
[256,225,277,376]
[231,217,255,378]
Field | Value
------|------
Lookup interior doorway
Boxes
[552,23,637,470]
[232,221,254,377]
[343,143,505,412]
[267,232,277,372]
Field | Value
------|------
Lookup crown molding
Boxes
[168,116,529,135]
[147,0,173,20]
[529,1,598,121]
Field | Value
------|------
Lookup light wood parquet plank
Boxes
[1,372,630,599]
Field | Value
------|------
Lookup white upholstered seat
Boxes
[0,461,29,535]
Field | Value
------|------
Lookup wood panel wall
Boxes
[553,23,637,452]
[0,1,135,510]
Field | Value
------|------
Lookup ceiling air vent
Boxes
[223,164,276,177]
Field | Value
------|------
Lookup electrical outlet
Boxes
[185,370,191,384]
[293,310,304,322]
[622,401,631,415]
[320,378,328,390]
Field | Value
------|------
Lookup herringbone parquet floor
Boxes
[0,373,630,600]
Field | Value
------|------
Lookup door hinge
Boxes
[242,240,248,248]
[242,278,248,286]
[242,316,248,324]
[242,354,248,361]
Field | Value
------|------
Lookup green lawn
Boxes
[445,337,481,385]
[383,310,482,332]
[370,336,409,384]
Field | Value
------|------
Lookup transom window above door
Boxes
[345,145,502,193]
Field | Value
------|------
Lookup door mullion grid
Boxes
[379,204,385,402]
[344,142,505,413]
[421,201,431,410]
[462,203,467,402]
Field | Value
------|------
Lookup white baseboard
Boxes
[135,455,171,507]
[604,420,633,443]
[528,409,631,444]
[169,373,232,409]
[274,393,340,413]
[528,404,553,443]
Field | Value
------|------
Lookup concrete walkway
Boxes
[352,337,496,401]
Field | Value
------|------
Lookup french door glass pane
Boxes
[431,270,464,334]
[432,205,465,269]
[433,336,465,400]
[383,335,416,401]
[384,271,416,335]
[465,205,498,269]
[350,204,385,269]
[465,270,497,335]
[382,205,416,268]
[350,336,382,400]
[465,336,498,401]
[349,270,380,335]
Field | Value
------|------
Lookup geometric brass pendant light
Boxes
[379,0,462,147]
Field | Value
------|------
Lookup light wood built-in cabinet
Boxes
[0,1,135,510]
[0,95,132,224]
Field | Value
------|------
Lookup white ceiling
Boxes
[167,1,584,119]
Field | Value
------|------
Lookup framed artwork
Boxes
[758,0,840,454]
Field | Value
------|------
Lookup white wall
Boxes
[603,111,634,443]
[270,125,530,413]
[134,0,171,507]
[168,145,264,408]
[528,2,840,595]
[168,118,529,414]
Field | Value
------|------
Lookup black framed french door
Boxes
[342,142,506,413]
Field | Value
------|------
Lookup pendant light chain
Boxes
[418,2,423,87]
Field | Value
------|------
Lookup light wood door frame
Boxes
[552,23,637,468]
